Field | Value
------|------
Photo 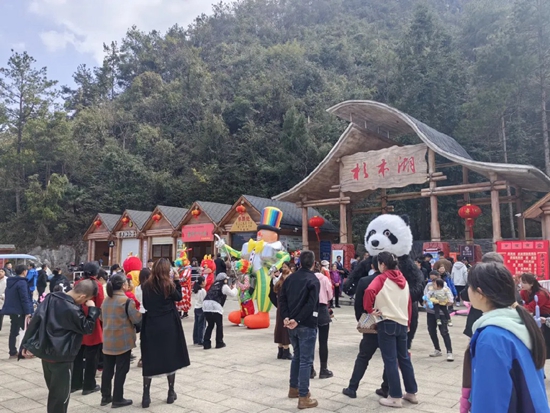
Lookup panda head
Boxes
[364,214,413,258]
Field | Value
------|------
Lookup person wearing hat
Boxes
[217,207,291,329]
[202,273,237,349]
[320,261,331,279]
[71,262,104,395]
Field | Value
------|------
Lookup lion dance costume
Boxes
[218,207,290,329]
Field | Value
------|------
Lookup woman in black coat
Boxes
[141,258,190,408]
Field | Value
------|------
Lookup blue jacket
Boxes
[26,268,38,292]
[2,277,33,315]
[441,273,457,297]
[471,317,549,413]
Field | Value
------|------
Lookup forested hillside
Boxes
[1,0,549,248]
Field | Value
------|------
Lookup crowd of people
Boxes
[1,246,550,412]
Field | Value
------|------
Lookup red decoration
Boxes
[152,213,162,222]
[121,216,130,226]
[93,219,102,228]
[191,208,201,219]
[236,204,246,215]
[458,204,482,238]
[308,216,325,241]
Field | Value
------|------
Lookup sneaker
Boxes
[447,353,454,362]
[448,321,453,327]
[456,302,461,307]
[342,388,357,398]
[403,393,418,404]
[436,319,442,326]
[376,388,389,398]
[429,350,442,358]
[379,397,403,408]
[319,369,333,379]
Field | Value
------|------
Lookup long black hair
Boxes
[521,273,550,303]
[377,251,398,270]
[468,263,546,369]
[106,274,127,298]
[193,276,205,294]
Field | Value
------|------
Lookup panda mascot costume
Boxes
[347,214,424,347]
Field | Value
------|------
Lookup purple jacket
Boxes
[330,270,341,286]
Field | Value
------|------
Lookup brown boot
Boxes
[288,388,311,399]
[298,395,318,409]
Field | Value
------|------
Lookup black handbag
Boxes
[124,300,142,333]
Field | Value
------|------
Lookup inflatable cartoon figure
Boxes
[123,253,142,290]
[218,207,290,329]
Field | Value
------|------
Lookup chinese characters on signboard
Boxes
[340,144,428,192]
[116,230,137,239]
[181,223,215,242]
[496,240,550,280]
[230,212,258,233]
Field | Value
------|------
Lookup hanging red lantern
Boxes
[121,216,130,226]
[308,216,326,241]
[191,208,201,219]
[236,204,246,215]
[458,204,482,238]
[94,219,102,228]
[152,213,162,222]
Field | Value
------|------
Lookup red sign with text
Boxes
[496,240,550,280]
[181,223,215,242]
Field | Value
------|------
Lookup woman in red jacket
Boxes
[71,262,104,395]
[520,273,550,359]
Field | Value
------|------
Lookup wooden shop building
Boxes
[142,205,188,261]
[83,213,121,265]
[274,100,550,268]
[178,201,232,260]
[218,195,339,258]
[111,210,152,264]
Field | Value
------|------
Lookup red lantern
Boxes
[192,208,201,219]
[458,204,482,237]
[94,219,102,228]
[308,216,326,241]
[236,204,246,215]
[121,216,130,226]
[152,213,162,222]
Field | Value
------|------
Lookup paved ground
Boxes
[0,297,547,413]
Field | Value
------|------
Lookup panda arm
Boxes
[398,256,424,302]
[343,260,370,294]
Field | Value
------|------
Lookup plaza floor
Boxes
[0,298,547,413]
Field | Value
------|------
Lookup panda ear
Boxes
[400,215,410,226]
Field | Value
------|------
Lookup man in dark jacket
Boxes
[2,264,33,358]
[279,250,320,409]
[36,264,49,300]
[214,253,227,275]
[20,279,100,413]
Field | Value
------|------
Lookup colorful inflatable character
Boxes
[217,207,290,329]
[175,245,193,318]
[123,253,142,290]
[201,255,216,291]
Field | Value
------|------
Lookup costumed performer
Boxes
[175,246,193,319]
[201,255,216,291]
[217,207,290,329]
[123,253,143,289]
[228,266,255,326]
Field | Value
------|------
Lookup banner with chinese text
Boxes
[496,240,550,280]
[340,144,428,192]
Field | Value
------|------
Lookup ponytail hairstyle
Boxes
[193,276,205,294]
[106,274,127,298]
[520,273,549,303]
[377,251,398,270]
[468,263,546,369]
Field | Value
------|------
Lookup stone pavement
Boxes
[0,298,547,413]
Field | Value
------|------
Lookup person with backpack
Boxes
[202,272,237,349]
[100,274,142,408]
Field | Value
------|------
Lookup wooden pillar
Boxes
[515,197,526,241]
[428,149,441,241]
[108,243,114,267]
[302,206,309,251]
[346,206,353,245]
[381,188,388,214]
[542,203,550,241]
[340,192,348,244]
[490,172,502,249]
[463,167,473,245]
[88,240,94,262]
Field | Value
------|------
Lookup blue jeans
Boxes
[193,308,206,345]
[289,326,317,397]
[377,320,418,398]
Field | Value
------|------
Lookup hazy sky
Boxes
[0,0,219,87]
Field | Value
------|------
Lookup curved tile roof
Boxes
[275,100,550,202]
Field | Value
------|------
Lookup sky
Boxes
[0,0,219,88]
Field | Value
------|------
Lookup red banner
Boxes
[181,223,215,242]
[496,240,550,280]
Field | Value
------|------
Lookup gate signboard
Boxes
[496,240,550,280]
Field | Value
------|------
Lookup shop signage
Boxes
[181,223,215,242]
[496,240,550,280]
[230,212,258,232]
[340,144,428,192]
[116,230,137,239]
[280,235,302,252]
